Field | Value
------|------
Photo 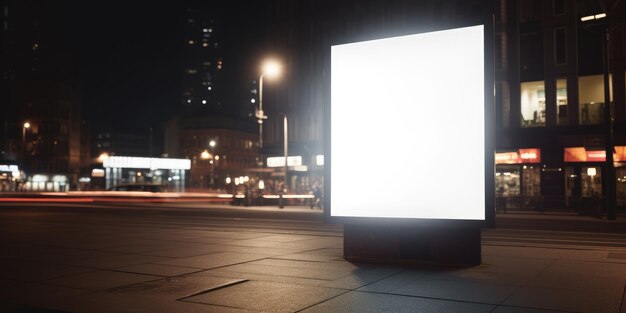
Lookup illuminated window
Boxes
[208,86,212,91]
[520,81,546,127]
[186,69,197,74]
[556,78,568,125]
[202,43,208,47]
[579,74,613,125]
[202,100,207,104]
[203,28,209,33]
[188,40,194,45]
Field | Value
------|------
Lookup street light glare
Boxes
[581,15,595,21]
[23,122,31,129]
[200,150,212,160]
[580,13,606,22]
[262,60,281,78]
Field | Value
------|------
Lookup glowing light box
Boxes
[329,24,488,221]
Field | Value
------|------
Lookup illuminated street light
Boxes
[580,8,624,220]
[209,140,216,148]
[22,122,30,143]
[97,152,110,163]
[257,59,282,150]
[200,150,212,160]
[580,13,607,21]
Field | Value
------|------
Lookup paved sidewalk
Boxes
[0,208,625,312]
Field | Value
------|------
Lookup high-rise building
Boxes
[164,5,260,191]
[181,8,225,115]
[1,1,81,191]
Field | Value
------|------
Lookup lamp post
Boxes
[22,122,30,144]
[283,113,288,194]
[201,140,217,189]
[278,113,288,208]
[580,7,624,220]
[257,60,281,151]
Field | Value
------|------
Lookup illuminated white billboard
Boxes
[330,24,488,221]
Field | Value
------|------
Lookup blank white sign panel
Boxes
[330,25,485,220]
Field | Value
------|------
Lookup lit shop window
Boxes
[581,167,601,197]
[556,78,568,125]
[579,74,612,125]
[520,81,545,127]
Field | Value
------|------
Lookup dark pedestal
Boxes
[344,224,481,266]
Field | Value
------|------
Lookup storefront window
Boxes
[581,166,601,197]
[496,166,521,196]
[522,166,540,196]
[520,81,545,127]
[556,78,568,125]
[578,74,613,125]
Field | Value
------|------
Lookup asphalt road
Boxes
[2,202,626,250]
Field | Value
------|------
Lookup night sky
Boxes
[49,1,266,133]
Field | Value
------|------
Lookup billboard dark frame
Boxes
[323,16,496,228]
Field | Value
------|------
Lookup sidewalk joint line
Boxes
[177,278,248,300]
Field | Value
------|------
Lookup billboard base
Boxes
[343,224,481,266]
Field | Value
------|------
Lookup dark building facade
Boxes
[166,5,261,192]
[1,1,81,191]
[258,0,625,210]
[494,0,626,211]
[166,115,259,192]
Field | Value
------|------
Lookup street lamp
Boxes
[283,114,288,193]
[200,150,213,160]
[97,152,110,163]
[22,122,30,143]
[580,6,625,220]
[257,59,282,150]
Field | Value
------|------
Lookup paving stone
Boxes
[50,291,253,313]
[504,286,622,313]
[66,253,173,270]
[357,270,426,293]
[300,290,494,313]
[42,270,161,291]
[145,245,229,258]
[183,280,345,312]
[526,270,626,293]
[491,306,573,313]
[107,274,244,300]
[157,251,272,269]
[392,277,519,304]
[0,259,95,282]
[114,263,201,277]
[0,279,89,306]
